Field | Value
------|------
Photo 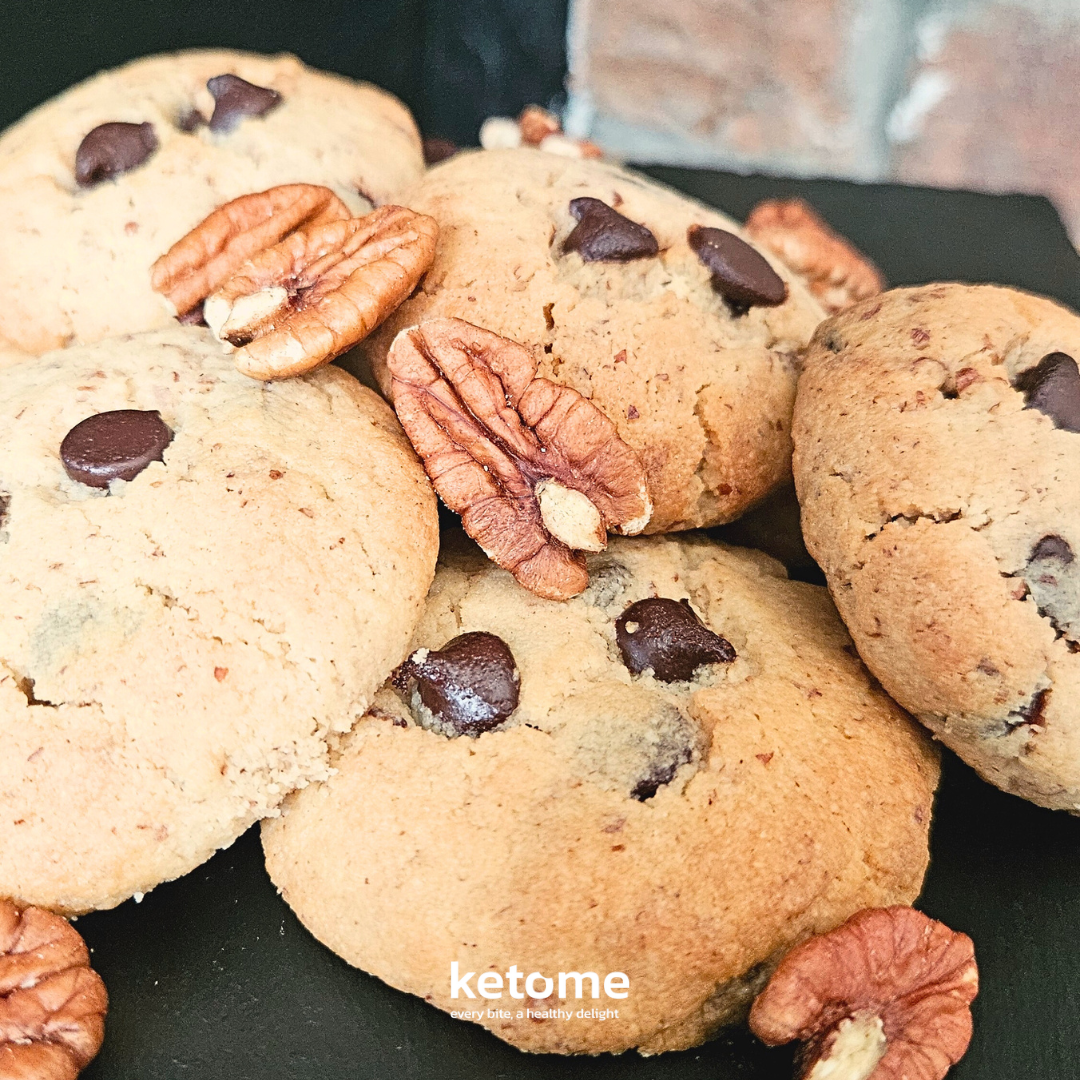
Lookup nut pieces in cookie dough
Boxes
[750,907,978,1080]
[0,900,108,1080]
[387,318,652,600]
[152,184,439,379]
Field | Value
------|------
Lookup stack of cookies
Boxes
[16,45,1072,1080]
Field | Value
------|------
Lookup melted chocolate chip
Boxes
[177,109,206,132]
[207,74,282,133]
[1015,352,1080,432]
[75,122,158,187]
[1031,534,1074,564]
[687,225,787,310]
[60,410,173,488]
[563,197,659,262]
[393,631,520,736]
[422,136,459,165]
[615,598,735,682]
[631,736,694,801]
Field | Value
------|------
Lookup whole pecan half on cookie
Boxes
[745,198,884,314]
[150,184,352,320]
[203,204,439,380]
[750,906,978,1080]
[0,900,108,1080]
[388,318,651,600]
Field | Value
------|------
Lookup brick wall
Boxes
[567,0,1080,241]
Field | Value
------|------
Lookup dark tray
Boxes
[78,168,1080,1080]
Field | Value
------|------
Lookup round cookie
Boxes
[0,50,425,354]
[0,326,439,913]
[794,284,1080,812]
[358,148,825,533]
[262,533,938,1055]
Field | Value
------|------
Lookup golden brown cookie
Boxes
[357,148,825,533]
[262,533,938,1055]
[0,50,424,353]
[794,284,1080,811]
[0,326,438,913]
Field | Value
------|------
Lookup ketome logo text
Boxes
[450,962,629,1000]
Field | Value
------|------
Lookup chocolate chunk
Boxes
[1031,535,1074,564]
[207,74,282,133]
[1007,688,1050,732]
[60,410,173,488]
[393,631,520,737]
[687,225,787,310]
[563,197,659,262]
[1015,352,1080,432]
[75,122,158,187]
[422,137,459,165]
[615,597,736,682]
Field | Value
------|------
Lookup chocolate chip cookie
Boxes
[794,284,1080,812]
[0,49,425,353]
[357,148,826,533]
[262,533,938,1055]
[0,326,438,913]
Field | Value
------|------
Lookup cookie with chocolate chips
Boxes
[262,532,938,1056]
[356,148,825,533]
[794,283,1080,812]
[0,326,438,913]
[0,49,424,354]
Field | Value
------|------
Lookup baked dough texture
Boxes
[0,327,438,913]
[262,533,938,1055]
[794,284,1080,811]
[359,149,825,533]
[0,49,424,353]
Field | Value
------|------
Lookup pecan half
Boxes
[0,900,108,1080]
[150,184,352,320]
[745,198,884,313]
[749,907,978,1080]
[203,204,439,380]
[387,318,651,600]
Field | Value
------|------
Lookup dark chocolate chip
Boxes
[563,197,659,262]
[207,74,282,133]
[393,631,520,736]
[687,225,787,309]
[1015,352,1080,432]
[422,137,459,165]
[177,301,207,327]
[75,122,158,187]
[177,109,206,132]
[1031,534,1074,564]
[615,597,736,682]
[0,493,8,535]
[60,410,173,488]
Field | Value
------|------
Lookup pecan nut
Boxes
[745,198,884,313]
[150,184,352,320]
[0,900,108,1080]
[203,204,439,380]
[387,318,651,600]
[749,906,978,1080]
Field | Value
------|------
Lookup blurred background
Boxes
[4,0,1078,240]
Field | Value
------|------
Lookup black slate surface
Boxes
[75,170,1080,1079]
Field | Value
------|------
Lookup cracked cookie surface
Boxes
[262,532,938,1055]
[0,326,438,913]
[794,283,1080,811]
[0,49,424,354]
[357,148,825,533]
